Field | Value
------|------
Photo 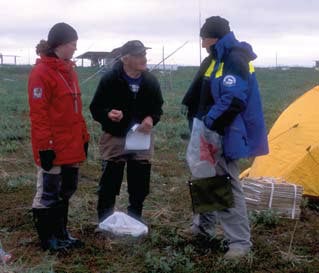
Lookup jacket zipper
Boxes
[58,72,78,113]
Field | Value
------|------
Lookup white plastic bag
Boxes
[186,118,222,178]
[98,212,148,237]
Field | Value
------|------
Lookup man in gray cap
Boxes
[182,16,268,260]
[90,40,164,224]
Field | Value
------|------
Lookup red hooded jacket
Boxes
[28,56,90,166]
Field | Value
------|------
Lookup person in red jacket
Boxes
[28,22,90,252]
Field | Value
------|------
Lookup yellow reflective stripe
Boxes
[215,63,224,78]
[204,60,216,77]
[249,62,255,73]
[205,60,253,78]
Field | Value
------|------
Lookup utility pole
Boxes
[162,45,167,91]
[28,48,30,65]
[162,45,166,72]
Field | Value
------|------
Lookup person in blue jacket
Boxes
[182,16,269,260]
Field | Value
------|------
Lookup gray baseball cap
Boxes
[120,40,151,56]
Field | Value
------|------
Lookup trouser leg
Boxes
[32,166,71,251]
[191,212,218,237]
[216,160,252,250]
[97,160,125,222]
[32,166,62,209]
[56,166,84,247]
[32,166,77,251]
[126,160,151,219]
[190,160,251,250]
[60,166,78,229]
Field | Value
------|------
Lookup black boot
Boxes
[59,200,84,248]
[127,160,151,222]
[32,208,70,253]
[59,166,84,248]
[97,161,125,222]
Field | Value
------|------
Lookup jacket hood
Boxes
[211,32,257,62]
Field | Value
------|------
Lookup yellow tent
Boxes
[241,85,319,197]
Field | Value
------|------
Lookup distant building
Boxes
[315,60,319,70]
[0,53,19,65]
[76,51,116,67]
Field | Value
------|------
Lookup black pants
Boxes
[97,160,151,221]
[32,165,79,250]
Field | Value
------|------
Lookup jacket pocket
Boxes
[52,126,73,152]
[222,115,249,160]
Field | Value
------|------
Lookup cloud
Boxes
[1,0,318,66]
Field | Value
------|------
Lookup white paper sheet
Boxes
[125,124,151,150]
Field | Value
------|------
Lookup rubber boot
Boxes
[97,161,125,222]
[127,160,151,222]
[32,208,70,253]
[60,200,84,248]
[60,167,84,248]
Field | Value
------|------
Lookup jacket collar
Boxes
[36,55,75,73]
[112,60,146,81]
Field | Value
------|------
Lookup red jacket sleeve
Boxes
[28,68,54,151]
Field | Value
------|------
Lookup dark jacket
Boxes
[181,55,213,119]
[90,61,164,136]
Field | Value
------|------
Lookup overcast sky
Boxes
[1,0,319,66]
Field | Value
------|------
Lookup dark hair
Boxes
[35,22,78,56]
[35,40,50,56]
[47,22,78,49]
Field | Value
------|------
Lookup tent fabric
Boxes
[241,85,319,197]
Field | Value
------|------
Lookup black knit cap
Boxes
[200,16,230,39]
[47,22,78,49]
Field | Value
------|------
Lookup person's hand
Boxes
[203,115,225,135]
[108,109,123,122]
[138,116,153,133]
[203,115,212,129]
[39,150,56,171]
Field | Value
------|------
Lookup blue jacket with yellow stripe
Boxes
[202,32,269,160]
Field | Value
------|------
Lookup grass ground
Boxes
[0,64,319,273]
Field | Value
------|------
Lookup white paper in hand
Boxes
[98,211,148,237]
[125,124,151,150]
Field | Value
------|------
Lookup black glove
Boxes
[39,150,56,171]
[203,115,225,135]
[84,142,89,158]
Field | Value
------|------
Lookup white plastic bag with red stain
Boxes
[186,118,222,178]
